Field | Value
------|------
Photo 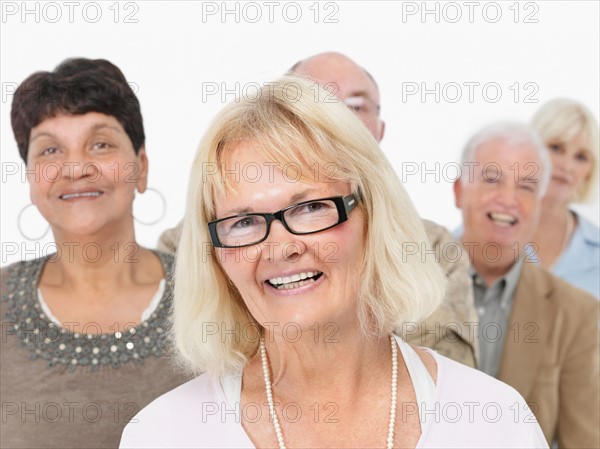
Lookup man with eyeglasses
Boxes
[158,52,478,368]
[289,52,385,143]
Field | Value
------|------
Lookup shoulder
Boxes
[422,352,548,447]
[1,257,44,280]
[576,214,600,245]
[151,250,175,299]
[157,222,182,254]
[134,372,219,418]
[420,219,467,268]
[152,250,175,278]
[421,218,455,245]
[1,257,46,308]
[120,373,223,448]
[120,371,254,448]
[520,263,598,313]
[414,340,527,404]
[434,352,526,403]
[420,219,470,277]
[550,213,599,297]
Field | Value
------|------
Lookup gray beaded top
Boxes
[2,251,174,371]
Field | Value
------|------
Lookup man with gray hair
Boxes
[159,51,478,367]
[454,122,599,448]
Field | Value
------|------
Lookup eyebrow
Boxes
[91,123,123,133]
[221,188,320,217]
[29,132,54,144]
[517,173,541,183]
[29,122,123,143]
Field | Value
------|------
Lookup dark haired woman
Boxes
[1,58,186,448]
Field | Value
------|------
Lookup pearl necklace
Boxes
[259,335,398,449]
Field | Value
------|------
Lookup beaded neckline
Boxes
[2,251,174,372]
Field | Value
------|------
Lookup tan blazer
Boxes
[498,263,599,448]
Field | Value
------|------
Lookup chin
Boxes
[546,186,574,205]
[260,305,350,342]
[53,220,109,238]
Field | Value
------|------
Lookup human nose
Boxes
[561,153,579,174]
[495,183,519,208]
[62,151,100,182]
[551,150,573,175]
[261,220,307,262]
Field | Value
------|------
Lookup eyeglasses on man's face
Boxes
[208,194,358,248]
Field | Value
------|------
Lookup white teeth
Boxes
[268,271,321,287]
[61,192,102,200]
[489,212,517,226]
[278,278,316,290]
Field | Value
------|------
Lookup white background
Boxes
[1,0,599,266]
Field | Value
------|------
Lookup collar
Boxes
[469,256,525,308]
[576,212,600,246]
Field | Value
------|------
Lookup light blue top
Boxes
[551,213,600,299]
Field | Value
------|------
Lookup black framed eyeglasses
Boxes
[208,194,358,248]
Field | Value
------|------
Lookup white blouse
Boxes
[120,336,548,448]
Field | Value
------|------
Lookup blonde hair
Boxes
[173,76,446,376]
[531,98,599,202]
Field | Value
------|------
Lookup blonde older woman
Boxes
[120,78,546,448]
[531,99,599,298]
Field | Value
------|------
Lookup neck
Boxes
[46,224,141,288]
[531,197,574,268]
[539,195,571,222]
[470,247,518,287]
[261,326,391,398]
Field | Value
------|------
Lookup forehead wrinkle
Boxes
[220,206,253,217]
[30,119,123,143]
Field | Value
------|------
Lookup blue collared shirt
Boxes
[551,213,600,299]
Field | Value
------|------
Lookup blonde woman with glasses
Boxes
[121,77,547,448]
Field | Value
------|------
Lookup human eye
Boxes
[482,173,500,183]
[576,152,590,162]
[92,141,112,151]
[548,142,562,153]
[518,182,536,193]
[218,215,262,239]
[231,216,259,229]
[344,96,366,113]
[40,146,59,156]
[306,201,326,211]
[294,200,335,216]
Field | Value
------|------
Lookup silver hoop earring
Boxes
[17,203,51,241]
[133,187,167,226]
